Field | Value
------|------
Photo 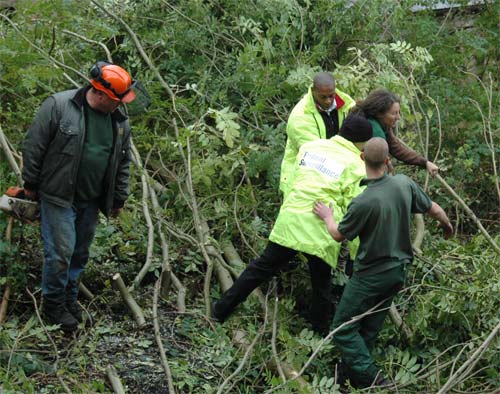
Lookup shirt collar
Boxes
[360,173,389,187]
[315,94,345,115]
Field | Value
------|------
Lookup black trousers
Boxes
[213,241,333,331]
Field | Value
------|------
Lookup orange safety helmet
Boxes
[89,61,136,103]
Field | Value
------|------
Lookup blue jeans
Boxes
[41,199,99,302]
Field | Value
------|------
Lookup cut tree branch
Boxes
[78,282,94,300]
[112,273,146,329]
[106,365,126,394]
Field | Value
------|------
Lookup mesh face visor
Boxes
[123,80,151,116]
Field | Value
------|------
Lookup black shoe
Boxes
[333,362,348,393]
[211,301,225,323]
[337,360,362,390]
[66,300,83,323]
[67,300,94,327]
[373,374,392,388]
[43,297,78,332]
[311,323,329,337]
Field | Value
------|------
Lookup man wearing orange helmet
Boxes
[22,61,136,331]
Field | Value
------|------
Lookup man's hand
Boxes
[440,221,453,239]
[110,207,122,218]
[428,202,453,239]
[426,161,439,177]
[313,200,345,242]
[313,200,333,222]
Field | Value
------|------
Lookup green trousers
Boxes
[332,264,406,387]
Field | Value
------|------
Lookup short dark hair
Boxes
[363,137,389,168]
[312,72,335,90]
[339,114,373,143]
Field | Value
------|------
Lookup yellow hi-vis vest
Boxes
[280,86,355,197]
[270,135,365,268]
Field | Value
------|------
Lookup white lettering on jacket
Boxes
[298,151,345,179]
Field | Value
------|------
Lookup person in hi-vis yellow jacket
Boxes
[280,72,355,197]
[213,115,371,334]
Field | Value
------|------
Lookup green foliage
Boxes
[0,0,498,392]
[209,107,241,148]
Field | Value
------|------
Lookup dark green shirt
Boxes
[338,174,432,275]
[75,105,113,201]
[368,118,386,140]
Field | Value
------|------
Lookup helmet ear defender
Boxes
[89,61,113,89]
[89,61,136,101]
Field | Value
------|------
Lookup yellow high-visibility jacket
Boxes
[270,135,365,268]
[280,86,355,196]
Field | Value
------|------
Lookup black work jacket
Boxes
[22,87,132,216]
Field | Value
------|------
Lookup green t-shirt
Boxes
[75,106,113,201]
[368,118,386,140]
[338,174,432,275]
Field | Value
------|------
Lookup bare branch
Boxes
[130,143,156,291]
[112,273,146,329]
[60,29,112,62]
[0,283,12,325]
[271,286,286,384]
[106,366,126,394]
[0,123,23,185]
[435,174,500,255]
[265,296,396,394]
[26,288,72,394]
[152,264,176,394]
[0,13,85,85]
[172,118,215,317]
[438,322,500,394]
[90,0,179,116]
[216,289,271,394]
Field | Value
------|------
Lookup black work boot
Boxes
[211,301,225,323]
[42,297,78,332]
[337,360,359,391]
[66,300,83,323]
[373,373,392,388]
[66,281,92,326]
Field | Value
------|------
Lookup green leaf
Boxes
[210,107,241,148]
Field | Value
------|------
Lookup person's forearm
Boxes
[428,201,453,237]
[386,127,427,167]
[323,215,345,242]
[428,202,449,225]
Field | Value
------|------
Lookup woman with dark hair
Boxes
[352,89,439,176]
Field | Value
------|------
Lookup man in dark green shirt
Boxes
[22,61,136,331]
[74,105,114,201]
[314,137,453,389]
